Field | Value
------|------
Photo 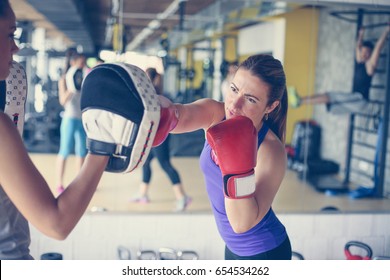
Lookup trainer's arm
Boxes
[0,113,108,240]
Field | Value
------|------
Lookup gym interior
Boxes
[8,0,390,260]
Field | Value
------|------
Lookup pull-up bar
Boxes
[330,9,390,25]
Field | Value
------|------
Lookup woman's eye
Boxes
[230,86,237,93]
[247,97,257,104]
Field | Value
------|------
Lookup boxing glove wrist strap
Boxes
[223,170,256,199]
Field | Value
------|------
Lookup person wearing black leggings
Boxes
[142,135,180,187]
[131,68,191,212]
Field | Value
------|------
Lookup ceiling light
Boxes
[126,0,188,51]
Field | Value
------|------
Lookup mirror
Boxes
[21,0,390,213]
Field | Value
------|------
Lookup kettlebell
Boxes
[344,241,372,260]
[40,252,63,260]
[117,246,131,260]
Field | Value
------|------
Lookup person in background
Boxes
[288,24,390,114]
[55,52,88,194]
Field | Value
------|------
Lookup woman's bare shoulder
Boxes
[261,130,287,161]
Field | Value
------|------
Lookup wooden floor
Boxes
[30,154,390,214]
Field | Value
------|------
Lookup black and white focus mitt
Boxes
[80,63,161,173]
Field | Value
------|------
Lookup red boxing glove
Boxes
[206,116,258,199]
[152,95,179,147]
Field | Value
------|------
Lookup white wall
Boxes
[29,212,390,260]
[238,19,286,63]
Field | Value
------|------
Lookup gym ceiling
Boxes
[10,0,390,56]
[11,0,222,55]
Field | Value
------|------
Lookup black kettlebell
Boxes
[40,252,63,260]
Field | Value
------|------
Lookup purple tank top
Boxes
[200,123,287,256]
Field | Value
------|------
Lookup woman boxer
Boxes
[155,54,291,259]
[0,0,108,259]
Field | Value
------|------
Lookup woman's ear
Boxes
[266,100,280,114]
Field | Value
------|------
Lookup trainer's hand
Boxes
[206,116,258,199]
[152,95,179,147]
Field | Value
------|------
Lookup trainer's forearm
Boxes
[52,155,108,239]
